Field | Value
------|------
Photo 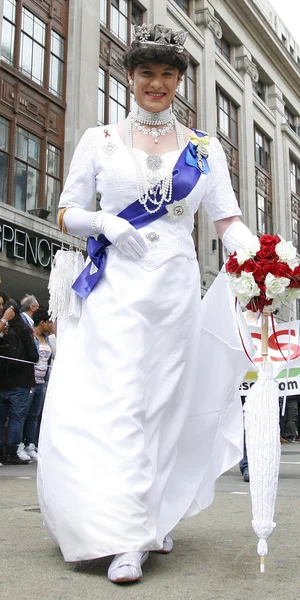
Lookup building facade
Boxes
[1,0,300,313]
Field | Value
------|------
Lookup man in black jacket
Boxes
[0,299,39,465]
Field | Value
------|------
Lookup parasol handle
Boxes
[261,313,269,364]
[260,556,265,573]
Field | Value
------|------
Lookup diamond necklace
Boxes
[131,103,172,125]
[129,103,174,144]
[125,114,186,214]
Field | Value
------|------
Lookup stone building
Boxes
[1,0,300,311]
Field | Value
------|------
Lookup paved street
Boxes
[0,444,299,600]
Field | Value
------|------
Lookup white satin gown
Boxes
[37,125,251,561]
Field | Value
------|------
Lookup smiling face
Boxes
[129,62,181,113]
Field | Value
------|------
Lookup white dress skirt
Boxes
[37,126,252,562]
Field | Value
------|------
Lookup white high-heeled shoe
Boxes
[108,551,149,583]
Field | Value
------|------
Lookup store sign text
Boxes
[0,222,62,270]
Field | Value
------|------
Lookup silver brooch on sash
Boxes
[145,231,160,243]
[166,199,189,220]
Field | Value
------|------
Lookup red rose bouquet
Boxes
[225,234,300,312]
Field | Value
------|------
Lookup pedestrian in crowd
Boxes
[0,290,16,467]
[0,298,38,465]
[20,294,39,329]
[38,24,256,584]
[281,394,299,442]
[22,308,53,461]
[0,289,15,337]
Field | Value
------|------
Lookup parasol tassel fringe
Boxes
[68,251,84,319]
[49,248,81,321]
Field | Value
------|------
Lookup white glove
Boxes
[62,207,148,260]
[221,221,254,254]
[94,211,148,259]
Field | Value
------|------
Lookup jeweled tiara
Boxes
[132,24,188,54]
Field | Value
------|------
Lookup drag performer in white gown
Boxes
[37,24,254,583]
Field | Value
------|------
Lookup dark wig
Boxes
[123,30,189,74]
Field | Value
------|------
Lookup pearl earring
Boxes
[129,79,134,86]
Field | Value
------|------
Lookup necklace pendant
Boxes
[154,138,158,144]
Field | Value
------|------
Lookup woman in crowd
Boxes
[0,297,38,465]
[22,308,53,460]
[38,24,253,583]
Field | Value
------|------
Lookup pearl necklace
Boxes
[125,113,186,214]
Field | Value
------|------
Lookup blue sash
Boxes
[73,130,210,299]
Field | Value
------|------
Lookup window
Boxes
[45,144,61,223]
[174,61,197,127]
[0,117,10,203]
[100,1,143,46]
[253,78,265,102]
[1,2,67,99]
[1,0,16,65]
[20,7,46,86]
[14,126,41,212]
[173,0,189,14]
[255,129,270,172]
[291,159,300,252]
[98,70,132,125]
[254,126,272,235]
[109,76,127,123]
[216,88,238,144]
[216,89,239,267]
[50,31,65,98]
[98,68,106,126]
[100,0,107,25]
[2,122,62,218]
[285,106,295,128]
[1,3,66,218]
[177,63,196,105]
[111,0,128,44]
[291,160,300,196]
[215,36,230,62]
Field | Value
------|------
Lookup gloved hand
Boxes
[95,211,148,260]
[62,207,148,260]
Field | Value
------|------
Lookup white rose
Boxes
[236,235,260,265]
[285,288,300,303]
[265,273,290,299]
[275,238,297,263]
[232,271,261,307]
[287,258,299,270]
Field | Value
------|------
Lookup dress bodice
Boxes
[59,124,241,270]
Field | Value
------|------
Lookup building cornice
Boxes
[235,55,259,83]
[253,94,276,126]
[281,123,300,153]
[221,0,300,99]
[215,52,245,93]
[167,1,205,49]
[194,7,222,39]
